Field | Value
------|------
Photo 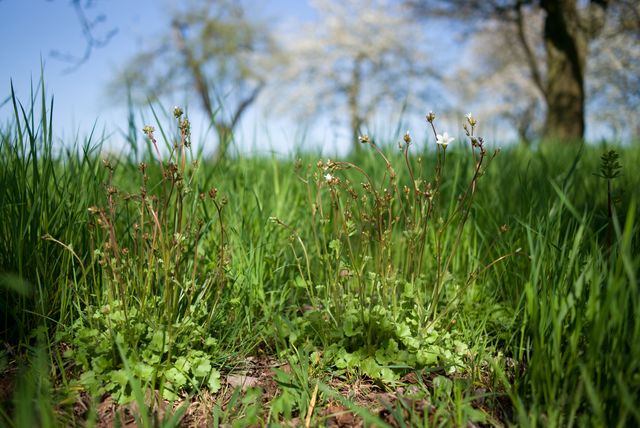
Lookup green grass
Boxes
[1,82,639,427]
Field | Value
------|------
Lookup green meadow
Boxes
[1,84,639,427]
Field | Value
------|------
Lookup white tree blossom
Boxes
[271,0,437,150]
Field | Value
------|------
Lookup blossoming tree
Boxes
[272,0,438,152]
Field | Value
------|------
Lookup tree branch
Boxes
[171,19,215,119]
[230,82,263,130]
[49,0,118,73]
[514,1,546,99]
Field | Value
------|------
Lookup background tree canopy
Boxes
[409,0,639,143]
[46,0,640,156]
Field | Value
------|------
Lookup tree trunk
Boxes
[212,84,263,163]
[348,56,364,152]
[214,124,232,163]
[540,0,587,142]
[172,20,215,119]
[173,19,262,163]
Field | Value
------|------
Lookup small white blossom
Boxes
[324,173,334,182]
[465,113,477,126]
[436,132,455,148]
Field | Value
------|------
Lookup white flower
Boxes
[436,132,454,148]
[324,173,333,182]
[465,112,477,126]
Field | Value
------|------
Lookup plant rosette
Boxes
[280,303,471,384]
[56,299,222,402]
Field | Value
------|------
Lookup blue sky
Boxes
[0,0,332,154]
[1,0,478,158]
[1,1,163,136]
[0,1,497,156]
[0,1,627,156]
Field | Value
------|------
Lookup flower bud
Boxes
[403,130,412,144]
[426,111,435,123]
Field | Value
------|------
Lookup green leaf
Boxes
[401,335,421,349]
[78,327,99,340]
[134,362,155,382]
[142,349,161,364]
[375,348,391,365]
[465,407,487,423]
[193,358,212,379]
[79,370,98,389]
[294,276,307,289]
[401,282,414,298]
[162,387,179,401]
[396,322,411,338]
[109,310,126,323]
[343,316,361,337]
[379,367,398,383]
[110,369,129,388]
[149,330,168,353]
[335,349,357,369]
[207,369,221,393]
[91,355,112,374]
[95,338,111,354]
[271,391,295,419]
[174,356,191,373]
[360,357,380,378]
[417,349,438,366]
[165,367,188,388]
